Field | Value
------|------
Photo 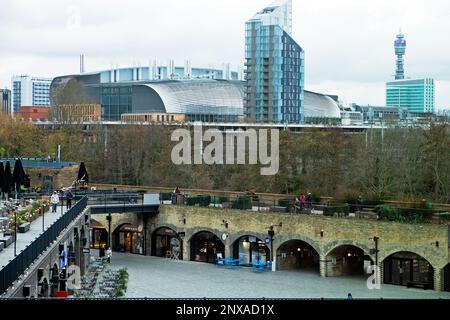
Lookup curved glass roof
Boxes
[142,80,244,115]
[304,91,341,119]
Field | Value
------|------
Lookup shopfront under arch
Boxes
[112,223,144,255]
[190,231,224,264]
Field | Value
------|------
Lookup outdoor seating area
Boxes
[215,254,271,272]
[216,255,243,269]
[73,257,124,298]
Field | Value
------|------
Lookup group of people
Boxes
[50,188,75,213]
[293,192,313,213]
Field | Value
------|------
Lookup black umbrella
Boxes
[77,162,89,183]
[0,162,6,195]
[13,158,26,192]
[4,161,13,194]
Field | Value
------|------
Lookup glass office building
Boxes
[386,78,435,114]
[244,0,305,123]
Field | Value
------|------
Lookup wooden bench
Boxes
[19,222,31,233]
[407,281,431,290]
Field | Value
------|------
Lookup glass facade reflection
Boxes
[245,1,305,124]
[101,86,132,121]
[386,78,435,114]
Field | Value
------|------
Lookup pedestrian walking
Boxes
[106,247,112,263]
[66,189,74,210]
[50,191,59,213]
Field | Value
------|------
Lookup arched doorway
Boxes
[39,278,49,297]
[49,263,59,297]
[113,223,144,255]
[190,231,224,263]
[90,219,108,249]
[326,245,369,277]
[444,264,450,292]
[277,240,320,272]
[383,252,434,288]
[232,236,269,266]
[152,227,183,260]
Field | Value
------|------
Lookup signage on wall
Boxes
[264,236,271,245]
[82,248,90,254]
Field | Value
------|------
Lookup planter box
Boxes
[0,235,13,247]
[19,222,31,233]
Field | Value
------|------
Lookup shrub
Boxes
[161,192,173,201]
[186,195,211,207]
[278,199,294,208]
[116,268,129,298]
[232,196,252,210]
[323,204,349,217]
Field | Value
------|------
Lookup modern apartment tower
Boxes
[244,0,305,123]
[394,31,406,80]
[11,75,52,114]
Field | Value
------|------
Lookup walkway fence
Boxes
[0,197,88,294]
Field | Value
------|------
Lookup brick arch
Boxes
[275,235,322,256]
[229,231,268,246]
[187,227,224,246]
[379,248,438,268]
[91,218,107,229]
[152,224,183,236]
[111,219,137,234]
[323,240,372,257]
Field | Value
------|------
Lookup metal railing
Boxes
[0,196,88,295]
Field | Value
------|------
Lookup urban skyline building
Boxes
[11,75,52,114]
[386,78,435,114]
[394,31,407,80]
[0,89,11,114]
[244,0,305,124]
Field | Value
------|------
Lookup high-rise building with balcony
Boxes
[244,0,305,123]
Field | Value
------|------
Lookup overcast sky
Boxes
[1,0,449,108]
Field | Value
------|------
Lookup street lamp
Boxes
[267,223,282,270]
[106,213,112,249]
[14,208,17,257]
[370,236,379,267]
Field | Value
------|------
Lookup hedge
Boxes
[323,204,349,217]
[210,196,230,204]
[161,192,173,201]
[278,199,295,208]
[232,196,252,210]
[186,195,211,207]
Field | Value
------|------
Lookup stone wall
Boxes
[150,205,450,290]
[27,165,79,190]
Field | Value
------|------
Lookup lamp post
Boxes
[42,206,45,232]
[371,236,379,267]
[267,223,282,271]
[14,208,17,257]
[106,213,112,249]
[268,226,274,266]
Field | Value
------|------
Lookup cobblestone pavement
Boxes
[107,252,450,299]
[0,205,67,269]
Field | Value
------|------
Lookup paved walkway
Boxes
[0,205,68,269]
[107,252,450,299]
